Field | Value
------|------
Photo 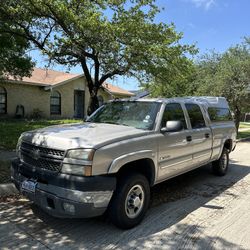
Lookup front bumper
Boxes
[11,158,116,218]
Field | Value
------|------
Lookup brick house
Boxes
[0,68,134,118]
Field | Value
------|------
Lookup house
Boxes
[0,68,134,118]
[130,90,150,99]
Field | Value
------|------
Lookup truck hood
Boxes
[21,122,149,150]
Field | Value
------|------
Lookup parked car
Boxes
[11,96,236,229]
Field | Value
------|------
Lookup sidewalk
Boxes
[0,150,16,161]
[0,183,18,196]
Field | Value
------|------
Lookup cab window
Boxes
[185,103,206,129]
[161,103,187,129]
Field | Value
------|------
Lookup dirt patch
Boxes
[0,194,22,203]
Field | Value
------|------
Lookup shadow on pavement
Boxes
[0,160,249,249]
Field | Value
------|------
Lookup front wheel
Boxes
[212,148,229,176]
[108,173,150,229]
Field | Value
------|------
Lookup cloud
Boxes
[188,0,215,10]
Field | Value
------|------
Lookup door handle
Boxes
[186,135,192,142]
[205,133,210,138]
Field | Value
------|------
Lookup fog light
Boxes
[63,202,75,214]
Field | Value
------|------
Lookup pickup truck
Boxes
[11,96,236,229]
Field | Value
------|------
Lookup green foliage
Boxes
[237,130,250,139]
[0,0,195,114]
[193,40,250,131]
[144,57,197,98]
[0,21,34,80]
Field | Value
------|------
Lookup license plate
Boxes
[21,180,37,193]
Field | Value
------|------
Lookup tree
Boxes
[143,56,197,98]
[194,41,250,131]
[0,0,195,114]
[0,21,33,80]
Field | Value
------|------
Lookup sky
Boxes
[31,0,250,91]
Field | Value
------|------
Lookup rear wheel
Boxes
[108,173,150,229]
[212,148,229,176]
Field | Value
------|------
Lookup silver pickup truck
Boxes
[11,96,236,229]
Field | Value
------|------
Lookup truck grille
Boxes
[20,142,65,172]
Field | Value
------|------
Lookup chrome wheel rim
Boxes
[221,152,228,170]
[125,184,145,219]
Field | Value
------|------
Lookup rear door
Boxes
[184,103,212,166]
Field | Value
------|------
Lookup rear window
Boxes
[208,108,233,122]
[185,103,206,129]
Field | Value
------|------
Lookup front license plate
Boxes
[21,180,37,193]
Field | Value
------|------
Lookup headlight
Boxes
[66,149,95,161]
[62,149,95,176]
[61,164,92,176]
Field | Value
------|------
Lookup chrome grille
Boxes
[20,142,65,172]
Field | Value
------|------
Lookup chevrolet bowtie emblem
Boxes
[32,149,40,160]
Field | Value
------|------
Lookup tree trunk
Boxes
[87,92,99,116]
[234,106,241,134]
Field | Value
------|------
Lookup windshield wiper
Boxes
[102,121,132,127]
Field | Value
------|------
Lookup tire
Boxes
[212,148,229,176]
[108,173,150,229]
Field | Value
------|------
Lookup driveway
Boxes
[0,141,250,249]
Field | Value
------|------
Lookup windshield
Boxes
[87,101,160,130]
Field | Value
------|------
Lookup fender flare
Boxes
[218,137,233,157]
[108,150,157,175]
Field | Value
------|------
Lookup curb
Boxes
[0,183,19,197]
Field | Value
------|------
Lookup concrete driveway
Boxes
[0,141,250,249]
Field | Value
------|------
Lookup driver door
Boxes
[157,103,194,182]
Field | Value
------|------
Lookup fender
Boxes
[217,137,233,158]
[108,150,157,175]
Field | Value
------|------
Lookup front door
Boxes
[74,90,85,118]
[157,103,194,181]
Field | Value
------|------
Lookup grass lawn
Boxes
[0,119,81,150]
[239,122,250,129]
[238,122,250,139]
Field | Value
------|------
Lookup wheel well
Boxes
[224,139,233,152]
[116,158,155,186]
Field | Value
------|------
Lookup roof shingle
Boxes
[7,67,134,96]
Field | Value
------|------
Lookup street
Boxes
[0,141,250,250]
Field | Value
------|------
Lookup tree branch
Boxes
[80,57,94,93]
[41,1,95,60]
[99,65,131,85]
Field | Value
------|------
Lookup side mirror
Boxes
[160,120,183,133]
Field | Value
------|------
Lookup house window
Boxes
[0,86,7,114]
[50,90,61,115]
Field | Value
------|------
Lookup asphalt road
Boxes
[0,141,250,250]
